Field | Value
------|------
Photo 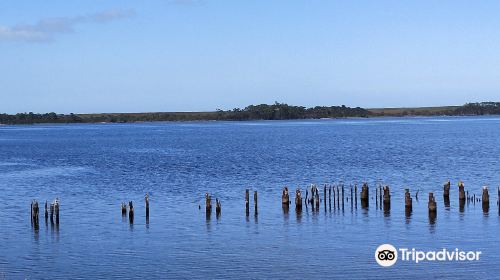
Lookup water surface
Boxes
[0,117,499,279]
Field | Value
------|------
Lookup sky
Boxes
[1,0,500,113]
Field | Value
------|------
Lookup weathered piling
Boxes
[458,181,466,202]
[282,187,290,205]
[295,188,302,211]
[31,200,39,221]
[128,201,134,223]
[206,193,213,215]
[350,186,353,208]
[336,185,340,210]
[405,189,412,211]
[215,198,221,216]
[354,184,358,208]
[305,189,309,206]
[379,185,382,209]
[121,202,127,216]
[443,180,451,198]
[44,201,48,220]
[50,203,54,223]
[283,187,290,213]
[254,191,258,215]
[341,185,344,210]
[375,186,378,208]
[315,186,320,210]
[360,183,369,208]
[383,186,391,205]
[54,199,60,224]
[145,194,149,218]
[245,189,249,215]
[498,186,500,215]
[428,192,437,213]
[31,200,39,230]
[482,187,489,212]
[323,185,327,210]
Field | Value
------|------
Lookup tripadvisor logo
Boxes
[375,244,482,267]
[375,244,398,267]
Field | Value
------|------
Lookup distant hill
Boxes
[1,102,500,125]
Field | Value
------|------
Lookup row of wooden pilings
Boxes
[30,198,60,229]
[201,182,500,218]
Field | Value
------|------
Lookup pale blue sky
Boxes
[1,0,500,113]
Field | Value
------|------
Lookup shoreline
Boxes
[1,102,499,125]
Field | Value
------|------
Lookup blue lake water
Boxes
[0,117,499,279]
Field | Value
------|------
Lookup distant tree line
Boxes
[453,102,500,115]
[216,102,371,120]
[1,102,500,125]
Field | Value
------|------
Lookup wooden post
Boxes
[44,201,48,221]
[295,188,302,211]
[405,189,412,211]
[354,184,358,208]
[375,186,378,208]
[443,180,451,198]
[314,186,319,211]
[31,200,39,230]
[282,187,290,205]
[458,181,465,202]
[350,185,353,208]
[121,202,127,216]
[145,194,149,219]
[254,191,258,215]
[383,186,390,205]
[379,185,382,209]
[128,201,134,223]
[336,186,340,210]
[482,186,489,213]
[215,198,221,216]
[360,183,369,208]
[324,184,327,209]
[50,202,54,224]
[332,185,336,208]
[428,192,437,213]
[341,184,344,210]
[245,189,249,216]
[54,199,60,224]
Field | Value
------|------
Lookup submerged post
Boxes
[145,194,150,219]
[128,201,134,223]
[44,201,48,221]
[458,181,466,202]
[121,202,127,216]
[54,198,60,224]
[482,186,489,213]
[350,185,353,208]
[215,198,221,216]
[428,192,437,213]
[315,186,320,210]
[324,184,327,209]
[405,189,412,211]
[354,184,358,208]
[31,200,39,226]
[295,188,302,211]
[254,191,258,215]
[443,180,451,199]
[341,184,344,210]
[50,202,54,224]
[361,183,369,208]
[245,189,249,216]
[282,187,290,205]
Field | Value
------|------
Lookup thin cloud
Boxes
[0,9,135,43]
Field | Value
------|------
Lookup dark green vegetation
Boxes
[1,102,500,125]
